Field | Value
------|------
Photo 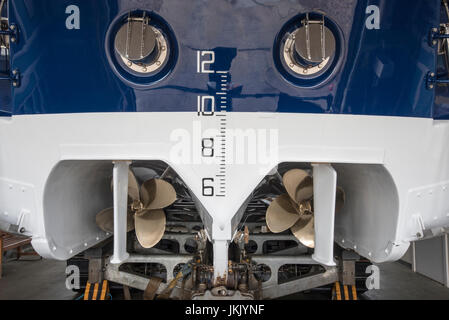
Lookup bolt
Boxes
[10,37,15,43]
[416,232,422,238]
[19,227,25,233]
[433,40,437,45]
[12,69,17,75]
[429,84,434,89]
[12,81,18,87]
[303,68,308,74]
[161,46,166,51]
[10,24,15,31]
[431,72,435,77]
[156,61,161,66]
[142,66,147,72]
[433,27,438,33]
[127,61,132,67]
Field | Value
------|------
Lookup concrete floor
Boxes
[0,255,77,300]
[1,254,449,299]
[362,261,449,300]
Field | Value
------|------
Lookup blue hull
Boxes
[2,0,442,118]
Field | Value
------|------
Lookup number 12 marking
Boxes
[197,51,215,73]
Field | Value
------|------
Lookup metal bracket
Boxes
[0,69,20,87]
[427,24,449,89]
[0,23,19,44]
[0,23,21,88]
[340,252,358,286]
[429,26,449,47]
[426,71,449,89]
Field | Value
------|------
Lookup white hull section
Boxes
[0,112,449,265]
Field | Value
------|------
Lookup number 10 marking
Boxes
[197,96,215,116]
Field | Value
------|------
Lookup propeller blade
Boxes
[95,207,135,233]
[132,167,158,184]
[282,169,313,204]
[134,209,166,248]
[128,169,140,202]
[336,187,345,213]
[140,179,177,210]
[266,194,301,233]
[291,214,315,248]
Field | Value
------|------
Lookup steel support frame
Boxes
[104,254,194,292]
[252,255,338,299]
[213,240,229,284]
[105,254,337,299]
[249,233,308,255]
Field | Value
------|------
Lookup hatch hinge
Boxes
[427,23,449,89]
[426,71,449,89]
[0,23,19,44]
[0,68,21,87]
[429,26,449,47]
[428,0,449,89]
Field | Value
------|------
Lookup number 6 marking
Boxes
[202,178,214,196]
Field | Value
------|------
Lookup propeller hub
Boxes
[297,200,312,215]
[131,199,144,213]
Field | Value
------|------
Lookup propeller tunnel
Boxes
[42,159,348,294]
